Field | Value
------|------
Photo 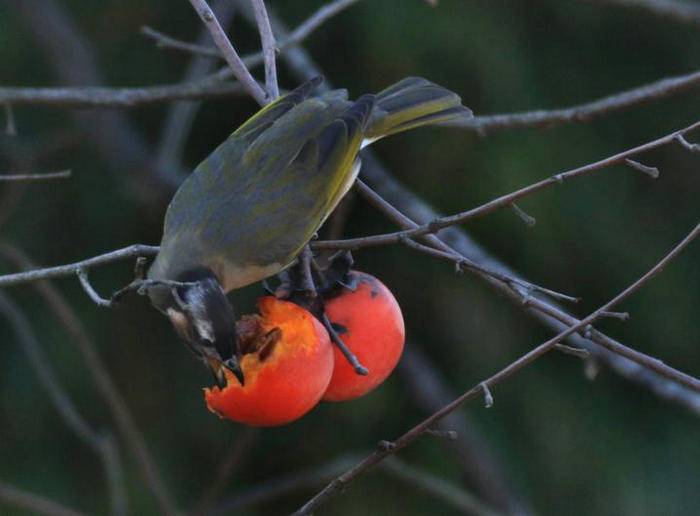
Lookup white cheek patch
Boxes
[166,308,190,338]
[194,318,215,343]
[183,283,216,343]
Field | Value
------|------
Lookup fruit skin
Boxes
[205,297,333,426]
[322,271,405,401]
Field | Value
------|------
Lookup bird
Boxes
[146,76,472,387]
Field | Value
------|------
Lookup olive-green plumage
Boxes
[149,77,472,290]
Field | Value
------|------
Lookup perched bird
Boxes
[147,77,472,386]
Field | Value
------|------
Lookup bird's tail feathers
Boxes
[363,77,472,144]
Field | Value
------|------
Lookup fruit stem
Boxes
[320,313,369,376]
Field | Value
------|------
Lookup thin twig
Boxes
[0,481,88,516]
[509,202,536,226]
[624,158,659,178]
[76,269,114,307]
[0,293,127,516]
[0,82,245,108]
[398,235,580,304]
[249,0,279,100]
[554,343,591,359]
[0,170,72,182]
[187,0,267,105]
[1,33,697,127]
[143,0,362,63]
[314,120,700,250]
[462,67,700,135]
[293,221,700,515]
[675,133,700,153]
[0,244,158,287]
[141,26,220,58]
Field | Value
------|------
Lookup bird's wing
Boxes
[153,87,373,288]
[207,93,375,270]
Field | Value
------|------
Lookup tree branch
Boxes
[293,221,700,515]
[249,0,279,100]
[0,244,158,288]
[315,119,699,251]
[0,169,71,182]
[352,178,700,394]
[187,0,267,105]
[463,67,700,134]
[0,81,244,108]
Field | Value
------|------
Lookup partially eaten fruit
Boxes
[322,271,405,401]
[204,297,333,426]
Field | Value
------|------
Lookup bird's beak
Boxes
[223,357,245,387]
[206,356,244,388]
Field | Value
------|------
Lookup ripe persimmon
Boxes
[204,297,333,426]
[322,271,405,401]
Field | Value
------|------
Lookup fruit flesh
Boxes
[205,297,333,426]
[323,272,405,401]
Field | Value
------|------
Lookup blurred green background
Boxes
[1,0,699,514]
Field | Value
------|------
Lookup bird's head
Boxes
[146,267,244,387]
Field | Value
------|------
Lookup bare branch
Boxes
[76,268,114,307]
[509,202,536,226]
[398,234,580,304]
[580,0,700,27]
[249,0,279,99]
[0,481,88,516]
[2,5,696,132]
[187,0,267,105]
[314,120,700,250]
[480,383,494,408]
[0,293,126,516]
[624,158,659,178]
[144,0,363,63]
[294,221,700,515]
[141,26,220,58]
[355,178,700,393]
[554,343,591,359]
[675,133,700,153]
[463,67,700,134]
[0,170,72,182]
[424,428,458,440]
[0,244,158,288]
[0,81,244,108]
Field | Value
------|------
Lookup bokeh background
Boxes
[1,0,699,515]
